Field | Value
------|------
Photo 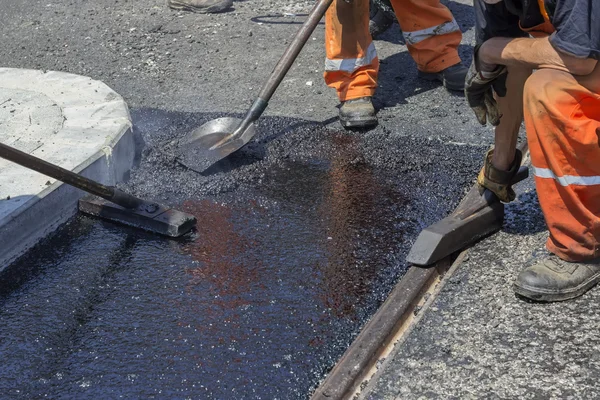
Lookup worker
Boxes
[466,0,600,302]
[325,0,468,129]
[167,0,233,13]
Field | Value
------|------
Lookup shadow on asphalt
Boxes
[374,43,472,109]
[504,190,547,235]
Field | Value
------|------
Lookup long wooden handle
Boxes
[232,0,335,138]
[258,0,334,102]
[0,142,144,209]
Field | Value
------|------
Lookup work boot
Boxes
[339,97,378,129]
[369,9,395,39]
[418,63,469,92]
[514,255,600,302]
[167,0,233,13]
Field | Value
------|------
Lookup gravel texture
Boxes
[0,0,486,144]
[3,0,592,399]
[362,178,600,400]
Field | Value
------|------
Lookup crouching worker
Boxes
[465,0,600,301]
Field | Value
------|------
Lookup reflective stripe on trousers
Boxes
[324,0,462,101]
[402,19,460,46]
[525,69,600,261]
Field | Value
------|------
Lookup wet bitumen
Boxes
[0,0,490,396]
[1,111,485,399]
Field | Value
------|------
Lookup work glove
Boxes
[464,46,508,126]
[477,148,522,203]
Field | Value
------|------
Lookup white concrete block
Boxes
[0,68,134,269]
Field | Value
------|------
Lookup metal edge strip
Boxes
[310,256,456,400]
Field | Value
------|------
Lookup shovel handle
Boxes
[235,0,334,135]
[259,0,333,102]
[0,142,144,209]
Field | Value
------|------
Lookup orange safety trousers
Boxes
[324,0,462,101]
[524,69,600,261]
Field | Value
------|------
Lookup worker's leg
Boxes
[390,0,462,74]
[514,69,600,301]
[526,69,600,261]
[324,0,378,102]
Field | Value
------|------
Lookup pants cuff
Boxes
[418,52,462,74]
[338,88,376,102]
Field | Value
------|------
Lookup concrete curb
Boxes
[0,68,133,270]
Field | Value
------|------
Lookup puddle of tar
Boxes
[0,119,482,399]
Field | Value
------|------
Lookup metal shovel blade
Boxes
[176,117,257,173]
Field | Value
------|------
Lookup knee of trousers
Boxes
[523,69,578,110]
[523,69,576,140]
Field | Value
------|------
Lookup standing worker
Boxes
[325,0,468,129]
[465,0,600,301]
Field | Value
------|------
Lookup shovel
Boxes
[176,0,334,173]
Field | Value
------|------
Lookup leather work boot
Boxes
[514,255,600,302]
[369,9,395,39]
[339,97,378,129]
[418,63,469,92]
[167,0,233,13]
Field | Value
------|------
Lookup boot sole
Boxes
[417,71,464,92]
[339,116,378,129]
[168,0,232,13]
[513,271,600,302]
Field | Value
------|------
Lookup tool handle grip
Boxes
[258,0,334,104]
[232,0,333,138]
[0,142,143,209]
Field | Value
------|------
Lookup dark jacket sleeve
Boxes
[549,0,600,59]
[474,0,527,46]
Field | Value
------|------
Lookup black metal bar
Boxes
[0,142,143,210]
[406,152,530,266]
[79,197,197,237]
[311,260,452,400]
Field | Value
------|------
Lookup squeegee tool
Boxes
[0,142,196,237]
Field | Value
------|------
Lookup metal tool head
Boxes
[79,196,197,237]
[176,117,257,173]
[406,166,530,266]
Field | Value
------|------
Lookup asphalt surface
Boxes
[0,0,490,398]
[4,0,596,399]
[361,178,600,399]
[0,128,484,398]
[0,0,485,143]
